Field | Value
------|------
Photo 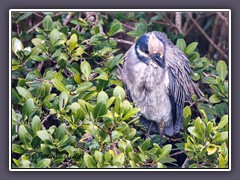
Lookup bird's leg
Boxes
[158,121,165,147]
[146,121,153,139]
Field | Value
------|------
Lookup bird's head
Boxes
[135,32,165,68]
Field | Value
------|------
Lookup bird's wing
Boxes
[155,31,203,133]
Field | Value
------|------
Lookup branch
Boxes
[63,12,72,26]
[187,13,228,59]
[217,12,228,26]
[109,37,133,45]
[170,150,186,157]
[182,157,190,168]
[175,12,183,34]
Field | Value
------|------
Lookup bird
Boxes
[120,31,203,146]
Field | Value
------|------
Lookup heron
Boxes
[120,31,203,146]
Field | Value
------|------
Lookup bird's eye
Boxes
[144,50,149,54]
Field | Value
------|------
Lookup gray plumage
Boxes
[121,31,202,143]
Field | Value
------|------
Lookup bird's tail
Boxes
[187,80,204,102]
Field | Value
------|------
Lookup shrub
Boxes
[11,12,229,169]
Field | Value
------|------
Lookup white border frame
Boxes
[9,9,231,171]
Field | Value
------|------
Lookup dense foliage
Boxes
[11,12,229,169]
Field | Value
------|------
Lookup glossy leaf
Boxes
[81,61,91,81]
[31,115,42,136]
[216,60,228,81]
[12,38,24,56]
[185,42,198,54]
[43,15,53,31]
[176,39,186,52]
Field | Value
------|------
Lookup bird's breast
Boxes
[123,61,172,124]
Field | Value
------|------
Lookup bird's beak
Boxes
[150,54,165,68]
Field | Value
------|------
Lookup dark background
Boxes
[1,0,238,179]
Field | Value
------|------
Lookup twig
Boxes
[42,113,51,125]
[63,12,72,26]
[187,13,228,60]
[182,157,190,168]
[175,12,183,34]
[122,23,134,30]
[109,131,117,155]
[95,124,109,134]
[57,161,71,168]
[109,37,133,45]
[33,12,44,18]
[27,12,62,34]
[170,150,186,157]
[217,12,228,26]
[208,15,220,59]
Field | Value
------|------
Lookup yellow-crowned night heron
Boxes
[121,31,202,146]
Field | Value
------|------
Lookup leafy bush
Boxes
[11,12,229,169]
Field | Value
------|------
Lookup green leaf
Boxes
[194,117,205,138]
[75,82,92,93]
[12,144,26,154]
[43,15,53,31]
[31,115,42,136]
[126,128,136,140]
[50,29,61,45]
[37,130,52,142]
[55,123,66,140]
[36,158,51,168]
[216,60,228,81]
[74,73,82,84]
[113,152,125,166]
[214,132,228,143]
[84,153,97,168]
[122,108,140,121]
[52,78,69,93]
[217,115,228,129]
[16,86,33,99]
[206,144,217,155]
[31,38,46,52]
[183,106,191,119]
[202,77,217,84]
[188,52,200,62]
[80,61,91,81]
[209,94,221,104]
[108,19,124,36]
[188,127,201,139]
[141,139,150,151]
[22,98,35,119]
[113,86,125,100]
[129,152,142,164]
[106,97,116,108]
[94,150,103,164]
[68,34,78,52]
[43,93,56,103]
[218,154,227,168]
[158,157,176,164]
[58,91,68,110]
[176,39,186,52]
[93,102,107,119]
[41,144,51,155]
[94,72,109,81]
[106,54,123,70]
[30,55,47,62]
[12,38,24,56]
[160,144,172,158]
[185,42,198,54]
[17,12,32,22]
[19,125,32,145]
[97,91,109,104]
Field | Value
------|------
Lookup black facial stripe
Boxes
[135,35,150,64]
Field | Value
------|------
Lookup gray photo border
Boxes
[1,0,239,179]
